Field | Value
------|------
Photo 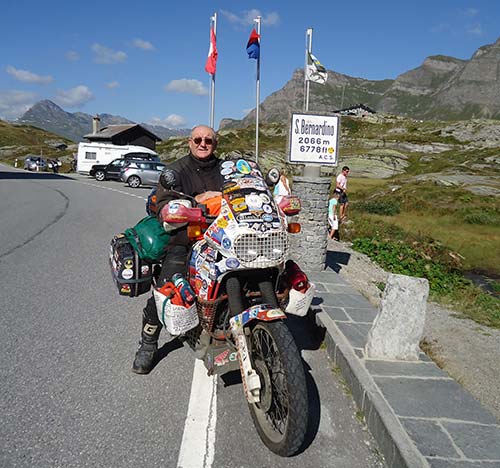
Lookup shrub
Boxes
[356,199,401,216]
[351,236,500,328]
[463,212,498,225]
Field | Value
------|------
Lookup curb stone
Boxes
[317,311,429,468]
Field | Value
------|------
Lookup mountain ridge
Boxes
[16,100,190,142]
[221,37,500,128]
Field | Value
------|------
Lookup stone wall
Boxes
[289,175,331,271]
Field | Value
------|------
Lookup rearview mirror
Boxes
[265,167,280,186]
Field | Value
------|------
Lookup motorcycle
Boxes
[159,158,312,456]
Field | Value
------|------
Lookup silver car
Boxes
[120,160,166,188]
[24,156,47,171]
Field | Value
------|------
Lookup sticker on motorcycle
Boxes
[259,193,270,204]
[217,217,228,228]
[220,167,234,176]
[122,269,133,280]
[221,160,235,169]
[225,258,240,269]
[246,193,263,210]
[236,159,252,174]
[230,197,247,212]
[237,212,262,222]
[214,349,230,366]
[262,204,273,214]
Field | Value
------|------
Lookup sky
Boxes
[1,0,499,131]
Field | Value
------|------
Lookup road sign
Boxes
[289,112,340,166]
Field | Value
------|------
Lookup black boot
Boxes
[132,317,161,374]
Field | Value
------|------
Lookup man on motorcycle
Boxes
[132,125,224,374]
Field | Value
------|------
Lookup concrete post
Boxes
[14,159,18,168]
[289,175,331,271]
[365,273,429,360]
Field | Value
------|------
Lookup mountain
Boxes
[220,37,500,128]
[16,100,189,142]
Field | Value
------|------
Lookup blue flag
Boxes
[246,28,260,60]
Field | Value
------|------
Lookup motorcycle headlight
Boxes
[265,232,288,261]
[234,234,259,262]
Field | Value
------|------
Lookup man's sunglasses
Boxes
[192,137,214,145]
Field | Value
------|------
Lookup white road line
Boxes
[177,359,217,468]
[78,180,148,200]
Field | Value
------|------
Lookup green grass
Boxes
[0,119,74,162]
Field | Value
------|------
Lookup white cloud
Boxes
[466,22,484,35]
[106,81,119,89]
[131,38,154,51]
[91,43,127,64]
[164,79,208,96]
[220,9,280,27]
[53,85,94,108]
[6,66,53,84]
[65,50,80,61]
[0,90,37,120]
[462,8,479,17]
[150,114,187,128]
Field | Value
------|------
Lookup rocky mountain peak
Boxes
[16,100,189,142]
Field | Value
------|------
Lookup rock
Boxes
[339,153,410,178]
[365,273,429,360]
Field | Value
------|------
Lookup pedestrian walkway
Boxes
[306,268,500,468]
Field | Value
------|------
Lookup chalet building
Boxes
[333,104,376,117]
[84,115,161,150]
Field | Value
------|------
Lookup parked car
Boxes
[89,154,160,182]
[120,160,166,188]
[77,142,159,175]
[24,156,47,171]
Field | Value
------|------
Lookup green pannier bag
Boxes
[124,216,170,263]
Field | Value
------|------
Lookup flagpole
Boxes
[303,28,319,178]
[209,13,217,129]
[304,28,312,112]
[255,16,261,164]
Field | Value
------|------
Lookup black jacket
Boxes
[156,153,223,246]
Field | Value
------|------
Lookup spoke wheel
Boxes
[248,321,308,457]
[95,170,105,181]
[128,175,141,188]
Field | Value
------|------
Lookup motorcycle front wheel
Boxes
[248,320,308,457]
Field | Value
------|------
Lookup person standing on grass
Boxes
[336,166,350,220]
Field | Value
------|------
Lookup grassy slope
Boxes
[0,119,74,162]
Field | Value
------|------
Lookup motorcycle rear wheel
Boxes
[248,321,308,457]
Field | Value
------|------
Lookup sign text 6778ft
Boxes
[289,113,340,166]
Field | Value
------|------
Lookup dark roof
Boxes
[84,124,161,141]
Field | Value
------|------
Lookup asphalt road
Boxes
[0,165,384,468]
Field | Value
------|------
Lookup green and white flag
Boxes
[306,51,328,84]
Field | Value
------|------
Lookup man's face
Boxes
[343,169,350,176]
[189,126,217,160]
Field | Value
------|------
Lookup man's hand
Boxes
[195,191,221,203]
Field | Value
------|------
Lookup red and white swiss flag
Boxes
[205,26,218,75]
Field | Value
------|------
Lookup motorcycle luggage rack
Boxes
[196,295,228,331]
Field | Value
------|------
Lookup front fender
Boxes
[229,303,286,333]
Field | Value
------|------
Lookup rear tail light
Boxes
[287,223,301,233]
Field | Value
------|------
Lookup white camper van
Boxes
[76,142,158,175]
